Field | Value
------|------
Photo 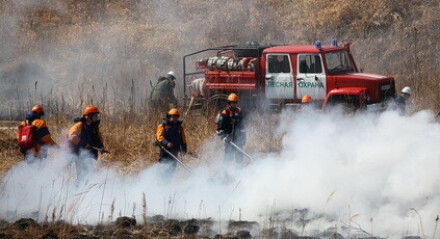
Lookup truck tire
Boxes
[202,94,228,115]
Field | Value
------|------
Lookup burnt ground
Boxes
[0,216,261,239]
[0,216,424,239]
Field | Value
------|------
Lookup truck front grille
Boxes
[380,81,395,100]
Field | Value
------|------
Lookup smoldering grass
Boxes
[410,208,425,238]
[77,181,114,224]
[51,206,56,223]
[69,182,98,223]
[325,191,336,208]
[348,214,372,237]
[37,186,43,221]
[166,193,176,219]
[218,205,222,235]
[58,205,65,223]
[433,215,439,239]
[109,198,115,223]
[98,168,109,225]
[132,202,136,220]
[198,200,204,219]
[142,192,147,230]
[228,207,235,234]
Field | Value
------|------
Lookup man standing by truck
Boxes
[394,86,413,115]
[150,71,178,112]
[216,93,246,164]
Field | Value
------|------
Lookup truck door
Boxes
[296,54,327,100]
[265,54,294,99]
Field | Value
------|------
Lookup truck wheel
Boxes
[202,94,228,115]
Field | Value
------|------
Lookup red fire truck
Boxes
[183,41,396,112]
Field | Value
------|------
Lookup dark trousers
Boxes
[159,149,179,183]
[21,146,47,164]
[159,149,178,167]
[73,148,98,182]
[23,154,42,165]
[224,141,244,164]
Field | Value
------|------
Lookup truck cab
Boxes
[261,41,395,105]
[183,41,396,111]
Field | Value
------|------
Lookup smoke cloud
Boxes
[1,110,439,238]
[0,0,277,119]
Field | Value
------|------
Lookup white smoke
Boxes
[1,110,440,238]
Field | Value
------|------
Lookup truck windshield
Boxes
[325,51,354,74]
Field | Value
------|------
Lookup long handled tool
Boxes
[155,139,192,173]
[229,141,254,161]
[184,96,195,117]
[92,147,110,154]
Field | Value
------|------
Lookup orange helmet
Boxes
[31,105,44,114]
[227,93,239,102]
[83,105,100,115]
[167,108,180,116]
[301,95,312,103]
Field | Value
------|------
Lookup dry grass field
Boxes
[0,113,211,176]
[0,110,281,177]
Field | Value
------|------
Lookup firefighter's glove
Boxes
[100,148,110,154]
[182,144,187,155]
[222,136,230,143]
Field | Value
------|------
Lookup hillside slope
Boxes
[0,0,439,117]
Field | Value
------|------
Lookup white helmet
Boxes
[167,71,177,79]
[401,86,413,95]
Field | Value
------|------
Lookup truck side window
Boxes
[299,54,322,73]
[268,55,291,73]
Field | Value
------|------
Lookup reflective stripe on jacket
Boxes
[68,121,104,154]
[216,106,243,139]
[155,120,186,151]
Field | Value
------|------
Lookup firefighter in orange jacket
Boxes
[17,105,57,161]
[216,93,246,163]
[68,105,107,160]
[155,108,187,172]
